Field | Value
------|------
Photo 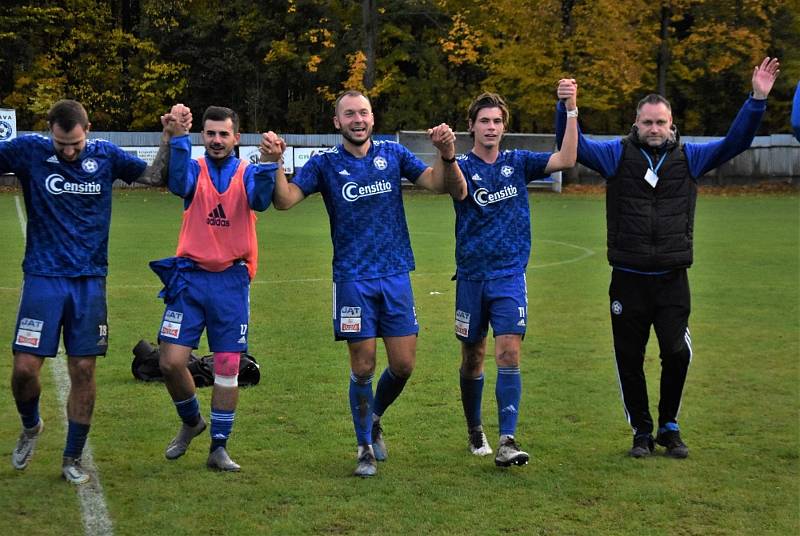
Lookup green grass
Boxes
[0,189,797,535]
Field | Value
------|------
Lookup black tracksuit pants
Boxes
[609,268,693,437]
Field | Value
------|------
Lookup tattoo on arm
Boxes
[136,140,170,186]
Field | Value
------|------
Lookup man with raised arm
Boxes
[555,57,780,459]
[264,90,460,477]
[442,83,578,467]
[3,99,183,484]
[153,104,280,472]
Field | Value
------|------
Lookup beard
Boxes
[339,126,372,146]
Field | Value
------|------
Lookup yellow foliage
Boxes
[440,13,483,66]
[307,55,322,73]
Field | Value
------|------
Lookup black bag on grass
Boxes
[132,340,260,387]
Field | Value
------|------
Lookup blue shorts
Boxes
[455,273,528,343]
[332,273,418,341]
[13,274,108,357]
[157,263,250,352]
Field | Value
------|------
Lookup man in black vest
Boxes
[554,57,780,458]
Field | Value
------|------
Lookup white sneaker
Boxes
[62,456,90,485]
[468,427,493,456]
[207,447,241,472]
[494,436,529,467]
[12,419,44,470]
[354,445,377,477]
[165,417,207,460]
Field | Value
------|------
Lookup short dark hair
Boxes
[334,90,372,115]
[201,106,239,133]
[636,94,672,116]
[46,100,89,131]
[467,92,510,137]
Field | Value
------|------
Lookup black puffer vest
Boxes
[606,134,697,271]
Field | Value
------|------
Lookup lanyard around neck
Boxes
[639,149,668,174]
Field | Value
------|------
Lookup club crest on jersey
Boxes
[340,306,362,333]
[206,203,230,227]
[455,309,471,338]
[501,165,514,177]
[373,156,388,170]
[45,174,101,196]
[611,300,623,315]
[16,317,44,348]
[473,185,518,207]
[81,158,99,173]
[341,180,392,202]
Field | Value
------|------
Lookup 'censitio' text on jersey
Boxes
[0,135,145,276]
[454,150,551,280]
[292,140,427,282]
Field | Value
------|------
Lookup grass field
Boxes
[0,188,797,536]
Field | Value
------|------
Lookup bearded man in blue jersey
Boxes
[442,85,579,467]
[555,57,780,459]
[2,99,187,484]
[266,90,461,477]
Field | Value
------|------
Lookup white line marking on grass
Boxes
[532,239,596,268]
[15,195,114,536]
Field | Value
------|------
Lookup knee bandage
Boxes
[213,352,240,387]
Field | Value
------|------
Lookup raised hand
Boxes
[427,123,456,159]
[161,103,192,138]
[557,78,578,110]
[259,131,286,163]
[752,57,780,100]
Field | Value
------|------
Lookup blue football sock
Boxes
[460,372,484,430]
[16,395,41,430]
[349,371,374,446]
[173,395,201,427]
[210,408,235,452]
[496,366,521,437]
[373,367,408,417]
[63,420,90,459]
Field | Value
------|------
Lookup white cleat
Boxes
[62,456,90,485]
[354,446,377,477]
[12,419,44,470]
[494,436,529,467]
[468,427,493,457]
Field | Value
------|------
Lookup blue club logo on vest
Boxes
[501,165,514,177]
[81,158,99,173]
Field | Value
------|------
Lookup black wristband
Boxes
[441,155,456,163]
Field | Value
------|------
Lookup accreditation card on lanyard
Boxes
[639,149,667,188]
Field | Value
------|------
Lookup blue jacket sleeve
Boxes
[683,96,766,179]
[168,135,199,202]
[555,100,622,179]
[792,82,800,143]
[245,163,278,212]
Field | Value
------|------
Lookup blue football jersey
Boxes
[453,150,551,280]
[292,140,428,282]
[0,135,146,276]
